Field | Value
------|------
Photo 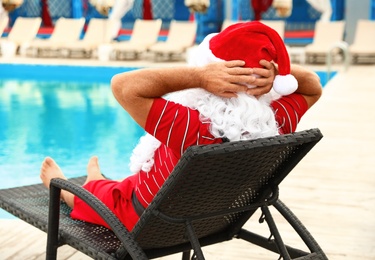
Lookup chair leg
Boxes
[274,200,328,259]
[261,205,291,260]
[182,250,191,260]
[46,184,62,260]
[185,221,205,260]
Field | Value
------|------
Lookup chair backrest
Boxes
[352,19,375,46]
[49,17,85,43]
[130,19,162,46]
[221,19,236,31]
[8,17,42,45]
[312,20,345,47]
[82,18,117,44]
[130,129,323,253]
[165,20,197,47]
[0,16,9,37]
[221,20,251,31]
[260,20,285,39]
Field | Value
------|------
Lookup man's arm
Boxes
[111,60,275,128]
[250,62,322,109]
[289,64,322,108]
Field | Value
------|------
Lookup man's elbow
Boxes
[313,71,323,97]
[111,73,123,100]
[309,72,323,107]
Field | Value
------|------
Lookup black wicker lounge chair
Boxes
[0,128,327,260]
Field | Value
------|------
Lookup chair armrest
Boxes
[48,178,148,260]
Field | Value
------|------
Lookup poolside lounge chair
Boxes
[305,20,346,63]
[260,20,285,39]
[24,17,85,58]
[148,20,197,61]
[221,20,250,31]
[61,18,118,58]
[0,16,8,37]
[258,20,305,64]
[259,20,301,64]
[221,19,237,31]
[0,129,327,259]
[0,17,41,56]
[111,19,162,60]
[349,19,375,64]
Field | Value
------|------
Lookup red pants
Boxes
[71,174,139,231]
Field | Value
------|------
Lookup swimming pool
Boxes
[0,78,145,181]
[0,64,335,218]
[0,64,145,218]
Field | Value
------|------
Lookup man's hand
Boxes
[199,60,255,98]
[111,59,279,129]
[200,59,277,98]
[246,59,277,97]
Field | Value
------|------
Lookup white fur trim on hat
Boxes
[273,74,298,96]
[187,33,223,67]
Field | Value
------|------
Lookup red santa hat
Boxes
[189,21,297,96]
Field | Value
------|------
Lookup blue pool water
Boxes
[0,79,144,184]
[0,64,145,218]
[0,64,335,218]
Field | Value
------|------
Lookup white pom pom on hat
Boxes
[189,21,298,96]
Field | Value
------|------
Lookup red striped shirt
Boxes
[134,93,308,207]
[271,93,308,134]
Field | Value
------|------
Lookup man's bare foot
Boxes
[40,157,74,208]
[84,156,105,185]
[40,157,67,189]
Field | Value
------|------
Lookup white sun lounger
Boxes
[221,20,251,31]
[0,17,41,56]
[221,19,237,31]
[148,20,197,61]
[260,20,285,39]
[24,17,85,57]
[349,19,375,64]
[61,18,118,58]
[111,19,162,60]
[305,20,346,63]
[0,16,8,37]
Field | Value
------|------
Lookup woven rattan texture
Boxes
[0,177,122,256]
[0,129,323,259]
[133,129,322,249]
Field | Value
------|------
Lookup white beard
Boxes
[129,88,279,174]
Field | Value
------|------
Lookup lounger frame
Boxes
[0,129,327,260]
